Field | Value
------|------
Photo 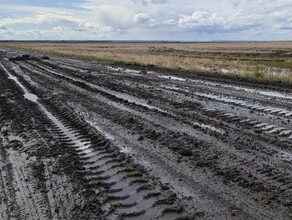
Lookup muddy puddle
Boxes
[146,68,292,101]
[158,75,186,82]
[196,92,292,117]
[192,122,225,135]
[1,63,38,103]
[2,66,188,219]
[150,69,292,101]
[161,84,292,118]
[32,63,167,113]
[2,50,292,219]
[188,79,292,101]
[106,66,141,75]
[1,61,93,157]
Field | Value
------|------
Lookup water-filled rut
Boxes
[1,49,292,220]
[0,60,189,219]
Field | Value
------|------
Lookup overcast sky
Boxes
[0,0,291,41]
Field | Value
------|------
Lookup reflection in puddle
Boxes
[107,66,141,75]
[149,68,292,100]
[188,79,292,100]
[197,93,292,117]
[1,62,38,103]
[193,122,225,135]
[24,93,38,102]
[161,84,292,118]
[158,75,186,82]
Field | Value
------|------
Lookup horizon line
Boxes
[1,40,292,43]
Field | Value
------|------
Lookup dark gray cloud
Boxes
[0,26,8,30]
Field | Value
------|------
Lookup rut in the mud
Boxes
[39,101,189,219]
[0,49,292,220]
[1,53,191,219]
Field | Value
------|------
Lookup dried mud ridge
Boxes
[0,49,292,220]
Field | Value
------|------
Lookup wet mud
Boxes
[0,49,291,220]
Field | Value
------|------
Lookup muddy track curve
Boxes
[0,52,191,219]
[0,49,292,220]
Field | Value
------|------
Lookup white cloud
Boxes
[133,13,159,27]
[139,0,169,6]
[162,19,177,26]
[133,13,150,24]
[150,0,169,4]
[0,11,116,36]
[0,0,291,40]
[0,12,82,26]
[0,26,117,41]
[229,0,240,8]
[178,10,225,29]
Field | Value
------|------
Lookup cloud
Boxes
[133,13,150,24]
[0,0,291,40]
[229,0,240,8]
[0,11,116,35]
[0,12,82,26]
[141,0,169,6]
[0,25,8,30]
[162,19,177,26]
[178,10,225,29]
[133,13,159,27]
[150,0,169,4]
[0,26,118,41]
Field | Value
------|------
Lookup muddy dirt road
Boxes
[0,49,291,220]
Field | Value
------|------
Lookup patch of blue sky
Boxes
[0,0,84,9]
[8,23,56,30]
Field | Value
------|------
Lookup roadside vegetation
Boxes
[0,41,291,84]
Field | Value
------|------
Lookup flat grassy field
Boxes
[1,41,292,83]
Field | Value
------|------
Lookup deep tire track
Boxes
[1,58,191,219]
[1,50,292,219]
[39,100,189,219]
[10,58,292,219]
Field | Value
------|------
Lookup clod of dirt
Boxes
[178,148,193,157]
[138,136,144,141]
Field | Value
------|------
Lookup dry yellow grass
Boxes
[0,41,291,83]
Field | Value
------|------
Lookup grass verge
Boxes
[0,42,291,85]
